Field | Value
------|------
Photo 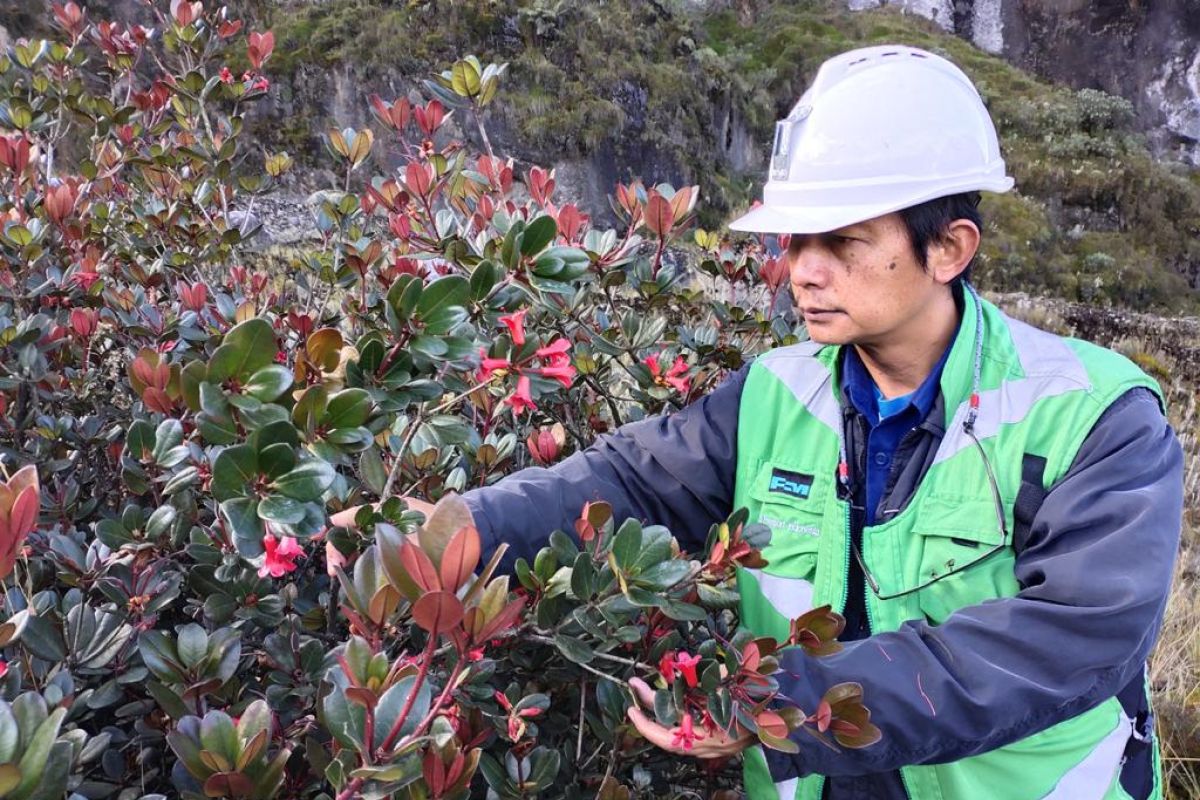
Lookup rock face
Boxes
[851,0,1200,163]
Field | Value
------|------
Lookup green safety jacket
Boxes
[734,288,1163,799]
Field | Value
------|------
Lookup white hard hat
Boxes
[729,45,1014,234]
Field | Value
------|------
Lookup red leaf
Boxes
[412,590,465,636]
[9,485,38,542]
[398,540,441,593]
[439,524,481,593]
[756,710,789,739]
[645,192,673,238]
[247,30,275,70]
[474,597,526,642]
[815,700,832,733]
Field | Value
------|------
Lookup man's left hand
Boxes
[626,677,756,758]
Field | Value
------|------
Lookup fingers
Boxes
[627,706,677,751]
[628,676,656,708]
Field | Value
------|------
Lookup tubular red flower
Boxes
[498,309,528,346]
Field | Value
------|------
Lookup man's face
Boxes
[785,212,948,346]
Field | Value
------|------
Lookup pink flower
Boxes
[646,353,691,395]
[535,338,571,365]
[498,309,528,346]
[658,650,676,683]
[505,374,537,415]
[536,363,575,388]
[478,348,511,381]
[259,533,304,578]
[675,651,701,688]
[218,66,233,84]
[671,713,703,751]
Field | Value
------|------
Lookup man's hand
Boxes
[328,497,436,529]
[625,676,755,758]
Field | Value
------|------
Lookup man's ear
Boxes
[927,219,980,285]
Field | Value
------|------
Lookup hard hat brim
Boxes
[727,176,1015,235]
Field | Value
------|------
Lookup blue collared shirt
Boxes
[842,337,955,525]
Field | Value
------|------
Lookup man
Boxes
[407,46,1184,798]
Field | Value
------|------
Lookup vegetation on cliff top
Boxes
[256,0,1200,313]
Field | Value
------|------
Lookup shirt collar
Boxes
[841,300,963,425]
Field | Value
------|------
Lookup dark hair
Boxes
[897,191,982,285]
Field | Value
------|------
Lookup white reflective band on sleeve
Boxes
[758,343,841,436]
[745,569,815,620]
[774,777,799,800]
[1039,711,1133,800]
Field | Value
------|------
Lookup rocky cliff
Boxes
[855,0,1200,163]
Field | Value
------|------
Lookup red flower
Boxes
[535,337,571,364]
[478,349,511,381]
[671,713,703,751]
[498,309,527,346]
[658,650,676,683]
[646,353,691,395]
[505,374,536,415]
[536,363,576,388]
[218,66,234,84]
[675,651,701,689]
[259,533,304,578]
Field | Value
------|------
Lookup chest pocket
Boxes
[744,461,830,631]
[910,496,1019,625]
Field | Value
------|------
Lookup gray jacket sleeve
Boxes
[769,387,1183,777]
[462,365,748,574]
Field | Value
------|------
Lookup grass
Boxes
[995,293,1200,798]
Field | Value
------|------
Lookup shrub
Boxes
[0,4,876,798]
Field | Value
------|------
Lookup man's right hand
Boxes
[328,497,436,530]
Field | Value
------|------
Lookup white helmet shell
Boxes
[729,45,1014,234]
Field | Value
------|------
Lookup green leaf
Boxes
[211,444,257,502]
[292,385,328,436]
[611,519,642,571]
[220,497,265,556]
[258,442,297,480]
[176,624,208,669]
[220,318,277,380]
[553,633,595,665]
[521,215,557,257]
[372,675,430,751]
[152,419,184,464]
[633,560,691,591]
[12,707,66,800]
[199,711,239,765]
[138,630,185,684]
[272,460,335,502]
[243,364,294,402]
[258,495,307,525]
[414,276,469,332]
[324,389,371,429]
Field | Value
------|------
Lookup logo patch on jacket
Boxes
[768,468,814,500]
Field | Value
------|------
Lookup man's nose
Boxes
[787,238,832,288]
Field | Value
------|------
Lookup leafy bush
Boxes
[0,4,878,798]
